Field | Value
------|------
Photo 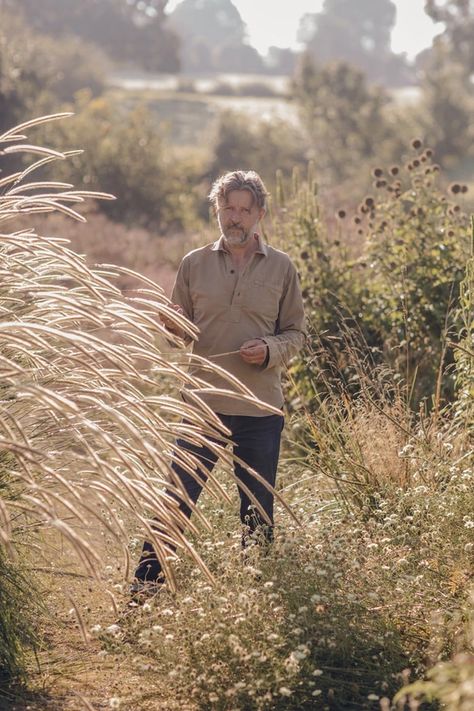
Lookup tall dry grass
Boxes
[0,114,276,605]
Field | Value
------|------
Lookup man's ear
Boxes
[259,208,266,221]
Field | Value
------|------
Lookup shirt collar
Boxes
[211,233,268,256]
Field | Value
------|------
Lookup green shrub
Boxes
[291,56,408,187]
[277,144,471,413]
[209,111,307,188]
[37,94,203,232]
[354,143,471,408]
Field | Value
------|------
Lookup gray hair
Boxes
[208,170,269,210]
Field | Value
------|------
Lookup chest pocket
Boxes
[243,279,281,321]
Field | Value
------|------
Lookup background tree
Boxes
[0,8,107,133]
[298,0,412,86]
[291,55,405,185]
[264,47,298,75]
[424,0,474,76]
[168,0,261,72]
[415,45,474,167]
[412,1,474,169]
[7,0,180,72]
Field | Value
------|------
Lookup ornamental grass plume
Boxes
[0,114,282,605]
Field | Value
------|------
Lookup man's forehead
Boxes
[219,189,255,206]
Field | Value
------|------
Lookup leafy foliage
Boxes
[278,143,471,411]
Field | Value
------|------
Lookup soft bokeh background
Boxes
[1,3,473,710]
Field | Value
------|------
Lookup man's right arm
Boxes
[166,256,194,342]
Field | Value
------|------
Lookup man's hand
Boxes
[160,303,185,337]
[239,339,268,366]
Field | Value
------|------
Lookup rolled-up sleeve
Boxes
[261,261,306,369]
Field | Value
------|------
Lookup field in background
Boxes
[106,71,421,147]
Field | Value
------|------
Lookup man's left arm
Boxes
[261,260,306,369]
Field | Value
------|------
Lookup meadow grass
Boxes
[1,116,472,710]
[101,347,472,710]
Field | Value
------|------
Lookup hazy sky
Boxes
[165,0,444,59]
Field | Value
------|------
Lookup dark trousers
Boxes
[134,412,284,582]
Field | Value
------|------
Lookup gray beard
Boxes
[223,229,250,247]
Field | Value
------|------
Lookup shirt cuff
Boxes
[258,337,273,369]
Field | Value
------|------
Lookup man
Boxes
[133,170,305,590]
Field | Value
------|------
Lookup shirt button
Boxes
[230,269,235,274]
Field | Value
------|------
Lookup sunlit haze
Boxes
[165,0,444,60]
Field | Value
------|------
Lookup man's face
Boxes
[217,190,265,247]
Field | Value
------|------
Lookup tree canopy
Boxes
[168,0,263,73]
[298,0,412,86]
[424,0,474,75]
[9,0,181,72]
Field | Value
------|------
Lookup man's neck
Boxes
[223,233,259,266]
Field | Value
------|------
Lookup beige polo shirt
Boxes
[172,234,306,416]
